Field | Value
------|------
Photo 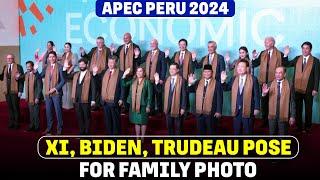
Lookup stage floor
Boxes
[0,100,319,178]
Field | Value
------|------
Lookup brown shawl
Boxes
[294,55,314,94]
[25,72,35,105]
[90,47,107,73]
[3,63,18,94]
[268,79,290,121]
[119,43,134,75]
[146,49,159,82]
[44,64,59,96]
[233,58,251,76]
[174,50,192,80]
[61,52,73,73]
[195,78,216,115]
[71,71,91,103]
[231,75,253,118]
[101,68,119,103]
[202,53,218,79]
[164,75,182,117]
[259,47,282,84]
[131,78,145,112]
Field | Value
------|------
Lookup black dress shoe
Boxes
[33,127,40,132]
[8,124,14,129]
[57,129,62,135]
[26,127,34,132]
[42,129,51,135]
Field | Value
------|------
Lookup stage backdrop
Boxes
[19,0,320,123]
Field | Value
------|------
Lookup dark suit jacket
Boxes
[193,54,226,82]
[94,69,124,106]
[22,72,43,101]
[114,42,141,74]
[63,70,96,103]
[0,64,25,94]
[140,50,167,81]
[188,79,223,115]
[251,50,288,68]
[166,51,195,78]
[36,63,65,95]
[155,76,187,111]
[264,80,295,118]
[282,55,319,93]
[222,75,260,116]
[81,46,111,70]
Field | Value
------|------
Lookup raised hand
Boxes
[154,72,160,84]
[92,66,99,75]
[79,47,85,55]
[225,52,230,63]
[262,83,269,94]
[284,45,290,57]
[252,49,258,59]
[134,48,140,57]
[220,71,227,82]
[191,51,197,60]
[110,43,116,53]
[188,73,195,84]
[123,68,131,77]
[164,49,170,58]
[35,48,40,61]
[33,62,39,72]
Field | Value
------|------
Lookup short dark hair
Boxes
[78,58,88,64]
[97,36,105,41]
[170,62,180,69]
[108,55,118,62]
[64,42,72,49]
[47,41,55,47]
[178,38,188,46]
[277,66,287,73]
[301,41,312,50]
[48,51,57,57]
[26,61,34,66]
[238,59,249,67]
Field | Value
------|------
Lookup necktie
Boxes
[8,64,12,74]
[125,45,129,55]
[209,54,212,64]
[276,81,281,118]
[239,78,244,94]
[179,52,184,65]
[302,57,307,71]
[170,78,175,92]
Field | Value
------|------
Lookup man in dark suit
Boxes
[80,36,111,108]
[188,64,223,135]
[138,39,167,114]
[93,55,124,135]
[63,58,96,135]
[34,51,65,135]
[282,41,319,133]
[251,36,290,127]
[221,59,260,135]
[262,66,295,135]
[112,32,141,112]
[0,53,24,129]
[155,62,187,135]
[23,61,43,132]
[192,41,226,82]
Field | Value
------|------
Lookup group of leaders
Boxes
[1,33,319,141]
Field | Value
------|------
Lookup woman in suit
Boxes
[225,46,253,76]
[122,67,153,142]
